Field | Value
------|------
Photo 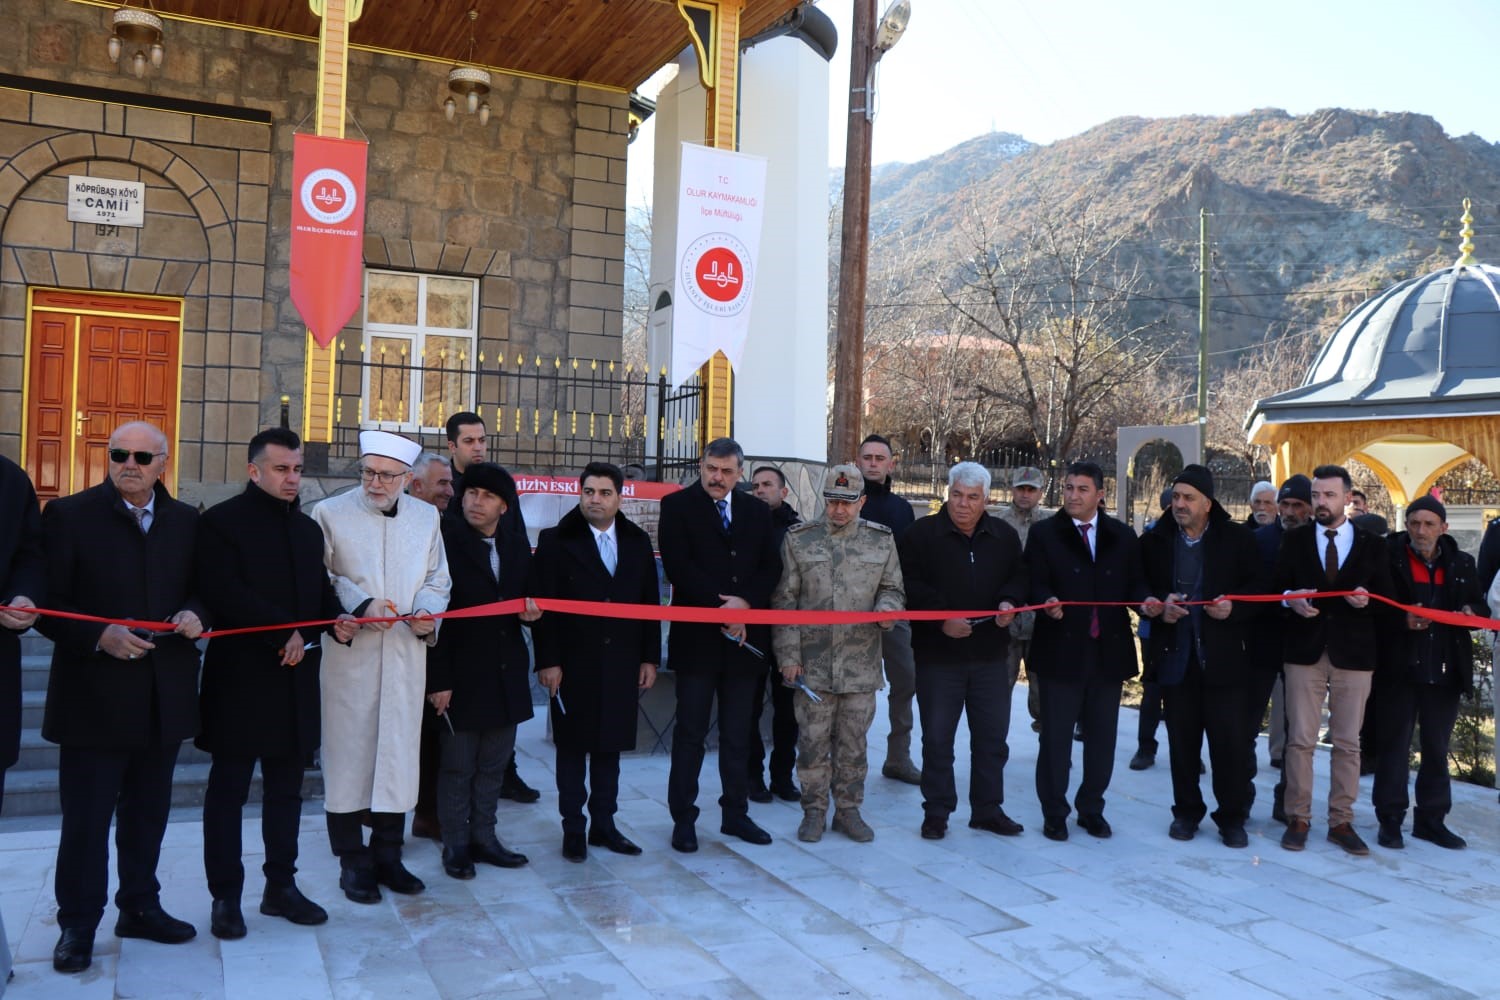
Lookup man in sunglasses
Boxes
[39,421,206,974]
[311,430,451,904]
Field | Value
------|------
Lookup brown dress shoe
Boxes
[1280,818,1310,851]
[1326,822,1369,856]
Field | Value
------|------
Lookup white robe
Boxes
[313,490,451,813]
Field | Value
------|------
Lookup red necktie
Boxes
[1079,523,1099,638]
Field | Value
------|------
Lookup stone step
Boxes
[14,729,213,771]
[20,654,49,691]
[19,630,51,657]
[0,761,325,818]
[20,689,44,730]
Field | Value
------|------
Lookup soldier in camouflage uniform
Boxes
[773,465,905,843]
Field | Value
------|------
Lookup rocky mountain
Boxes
[860,109,1500,366]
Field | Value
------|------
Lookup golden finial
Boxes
[279,395,290,405]
[1456,198,1478,266]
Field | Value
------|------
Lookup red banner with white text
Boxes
[289,134,368,348]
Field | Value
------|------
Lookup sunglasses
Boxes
[108,448,164,465]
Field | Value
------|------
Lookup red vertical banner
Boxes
[290,133,368,348]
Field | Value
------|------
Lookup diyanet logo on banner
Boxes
[680,233,752,317]
[299,168,358,227]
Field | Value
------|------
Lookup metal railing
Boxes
[325,349,703,480]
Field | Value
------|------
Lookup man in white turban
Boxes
[312,431,451,903]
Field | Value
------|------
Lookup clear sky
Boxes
[628,0,1498,204]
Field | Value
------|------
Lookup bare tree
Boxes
[622,199,652,371]
[942,201,1171,468]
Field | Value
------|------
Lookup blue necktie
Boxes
[598,532,617,576]
[716,498,730,533]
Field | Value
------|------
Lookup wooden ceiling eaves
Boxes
[69,0,803,92]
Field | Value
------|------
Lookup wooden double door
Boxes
[25,289,181,503]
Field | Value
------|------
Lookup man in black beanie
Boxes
[1370,495,1482,850]
[1139,465,1261,848]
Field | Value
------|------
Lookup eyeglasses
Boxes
[108,448,164,465]
[359,467,406,484]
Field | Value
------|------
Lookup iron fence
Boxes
[325,348,703,480]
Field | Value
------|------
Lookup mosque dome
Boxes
[1251,204,1500,423]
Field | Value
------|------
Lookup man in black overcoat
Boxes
[196,428,357,939]
[531,462,660,862]
[39,421,206,974]
[1026,461,1148,841]
[0,455,45,812]
[659,438,782,852]
[426,462,538,880]
[1139,465,1262,849]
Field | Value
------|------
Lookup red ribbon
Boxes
[6,591,1499,640]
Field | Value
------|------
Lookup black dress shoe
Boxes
[1077,814,1112,839]
[671,822,698,853]
[499,756,541,803]
[471,839,529,868]
[374,861,426,894]
[1168,818,1198,842]
[747,779,774,804]
[339,867,381,904]
[1042,818,1069,842]
[1377,822,1405,849]
[442,846,477,880]
[1128,751,1155,771]
[1412,821,1467,850]
[969,811,1024,836]
[210,899,247,940]
[115,905,197,944]
[53,928,94,974]
[720,815,772,845]
[563,832,587,862]
[260,883,328,926]
[920,816,947,840]
[770,779,800,802]
[1220,826,1249,849]
[589,827,643,856]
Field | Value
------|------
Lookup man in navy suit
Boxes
[659,438,782,852]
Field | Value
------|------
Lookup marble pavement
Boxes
[2,688,1497,999]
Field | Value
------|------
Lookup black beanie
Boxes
[1405,495,1447,522]
[1171,464,1215,501]
[460,462,518,507]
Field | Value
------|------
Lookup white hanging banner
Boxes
[670,142,767,387]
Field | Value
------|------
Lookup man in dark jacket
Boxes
[40,421,206,974]
[427,462,538,879]
[196,428,357,939]
[856,434,922,785]
[899,462,1024,841]
[1277,464,1395,856]
[660,438,782,852]
[1026,461,1148,841]
[0,455,44,813]
[747,465,801,802]
[1139,465,1261,848]
[531,462,660,862]
[1250,474,1312,820]
[1371,496,1481,850]
[443,410,540,806]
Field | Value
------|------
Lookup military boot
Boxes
[832,809,875,843]
[797,811,826,843]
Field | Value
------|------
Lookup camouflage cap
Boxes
[822,463,865,502]
[1012,466,1045,488]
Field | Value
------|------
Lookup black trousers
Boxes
[748,664,797,785]
[414,706,441,824]
[1137,680,1164,755]
[203,753,305,901]
[326,809,404,870]
[1244,666,1280,807]
[1035,666,1121,821]
[1162,660,1248,830]
[916,658,1012,821]
[668,666,757,825]
[56,741,179,931]
[556,745,621,835]
[1372,675,1461,825]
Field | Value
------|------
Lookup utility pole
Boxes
[1196,207,1210,463]
[829,0,877,464]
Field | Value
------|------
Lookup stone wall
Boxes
[0,0,630,496]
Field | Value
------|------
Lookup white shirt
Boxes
[126,495,156,533]
[1316,518,1354,569]
[590,522,617,548]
